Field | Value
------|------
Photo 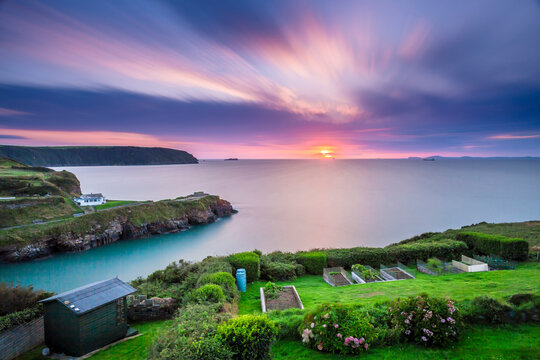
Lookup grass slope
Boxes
[239,263,540,314]
[0,197,80,227]
[272,324,540,360]
[94,200,137,210]
[0,195,221,246]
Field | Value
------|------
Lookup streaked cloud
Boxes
[0,0,539,157]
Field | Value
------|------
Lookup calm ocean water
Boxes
[1,159,539,292]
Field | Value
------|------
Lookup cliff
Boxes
[0,146,198,166]
[0,195,235,262]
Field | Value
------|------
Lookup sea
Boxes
[1,159,539,292]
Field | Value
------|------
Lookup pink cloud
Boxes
[0,108,29,116]
[488,134,540,140]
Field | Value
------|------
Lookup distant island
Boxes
[0,145,198,166]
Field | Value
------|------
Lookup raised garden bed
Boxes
[380,263,416,280]
[452,255,488,273]
[351,265,385,284]
[417,258,463,276]
[323,267,353,287]
[260,285,304,313]
[473,255,517,270]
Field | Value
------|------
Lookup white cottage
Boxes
[74,193,106,206]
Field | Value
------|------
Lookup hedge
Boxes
[261,261,296,281]
[216,314,278,360]
[197,271,237,300]
[457,232,528,261]
[297,251,327,274]
[0,305,42,332]
[228,252,260,282]
[325,240,467,268]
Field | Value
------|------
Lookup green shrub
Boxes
[460,296,510,324]
[197,272,237,300]
[0,305,43,332]
[261,261,297,281]
[300,303,377,354]
[150,303,232,360]
[295,264,306,277]
[228,252,260,282]
[0,283,50,316]
[457,232,528,261]
[264,282,282,299]
[253,249,263,257]
[265,251,297,264]
[268,309,305,340]
[216,315,278,360]
[297,252,327,275]
[389,294,463,347]
[193,284,225,304]
[199,256,233,275]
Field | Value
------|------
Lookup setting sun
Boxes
[319,149,334,158]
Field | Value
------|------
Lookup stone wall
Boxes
[0,317,44,360]
[127,295,176,322]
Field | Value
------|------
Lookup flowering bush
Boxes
[300,303,377,354]
[389,294,463,347]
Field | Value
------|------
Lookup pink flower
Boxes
[322,324,326,328]
[405,330,411,335]
[441,318,446,323]
[317,343,323,351]
[334,324,339,328]
[359,337,365,344]
[310,322,314,328]
[422,336,428,342]
[324,313,330,319]
[364,343,369,350]
[337,333,342,338]
[404,319,410,324]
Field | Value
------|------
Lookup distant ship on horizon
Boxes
[225,158,239,161]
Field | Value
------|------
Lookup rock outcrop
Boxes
[0,195,235,263]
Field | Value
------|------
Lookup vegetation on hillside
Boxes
[0,145,198,166]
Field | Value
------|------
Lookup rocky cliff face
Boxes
[0,197,235,263]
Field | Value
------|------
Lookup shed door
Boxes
[116,298,125,325]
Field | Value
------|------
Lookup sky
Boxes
[1,0,539,159]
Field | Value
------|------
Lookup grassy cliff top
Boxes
[0,156,81,198]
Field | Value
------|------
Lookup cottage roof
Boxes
[40,278,135,315]
[80,193,104,199]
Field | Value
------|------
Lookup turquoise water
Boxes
[1,159,539,292]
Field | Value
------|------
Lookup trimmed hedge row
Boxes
[456,232,528,261]
[0,305,42,332]
[297,251,327,274]
[325,240,467,268]
[228,251,260,282]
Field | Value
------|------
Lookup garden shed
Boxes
[39,277,136,357]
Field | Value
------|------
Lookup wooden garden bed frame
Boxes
[351,265,385,284]
[452,255,488,273]
[260,285,304,313]
[380,263,416,280]
[323,267,353,287]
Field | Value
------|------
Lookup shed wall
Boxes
[78,299,128,355]
[43,302,80,355]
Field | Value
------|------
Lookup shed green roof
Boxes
[40,277,135,315]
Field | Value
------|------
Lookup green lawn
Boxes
[272,324,540,360]
[239,263,540,314]
[16,320,169,360]
[94,200,137,210]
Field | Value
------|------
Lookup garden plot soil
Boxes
[385,268,414,279]
[331,273,351,286]
[266,287,301,311]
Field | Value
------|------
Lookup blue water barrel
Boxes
[236,268,247,292]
